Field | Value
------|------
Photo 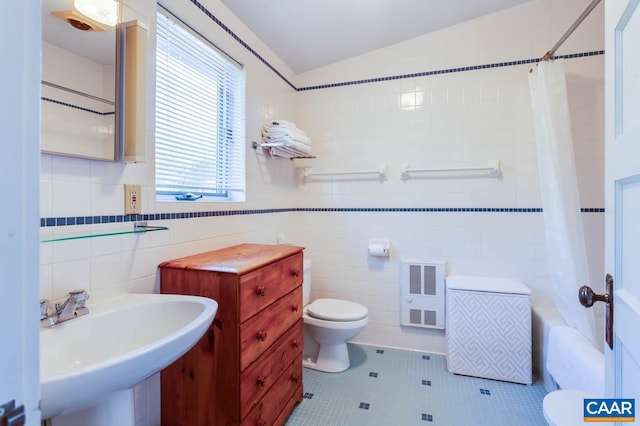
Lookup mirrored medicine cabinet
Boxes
[41,0,147,163]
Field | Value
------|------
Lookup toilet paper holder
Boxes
[368,239,390,257]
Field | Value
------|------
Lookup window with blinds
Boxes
[155,8,246,201]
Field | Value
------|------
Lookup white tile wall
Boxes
[40,0,605,424]
[292,0,605,354]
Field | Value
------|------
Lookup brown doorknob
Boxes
[580,274,614,350]
[579,285,610,307]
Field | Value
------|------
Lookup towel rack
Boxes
[251,141,316,159]
[401,161,501,179]
[304,163,387,179]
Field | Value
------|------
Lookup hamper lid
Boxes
[307,298,368,321]
[445,275,531,295]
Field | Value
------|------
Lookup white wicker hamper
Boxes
[445,275,532,384]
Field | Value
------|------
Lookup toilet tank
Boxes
[303,259,312,305]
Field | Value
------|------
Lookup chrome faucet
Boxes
[40,290,90,328]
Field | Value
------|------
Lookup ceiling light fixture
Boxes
[74,0,119,27]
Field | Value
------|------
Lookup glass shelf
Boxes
[40,223,168,243]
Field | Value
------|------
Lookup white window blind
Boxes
[155,9,245,200]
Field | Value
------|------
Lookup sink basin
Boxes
[40,293,217,422]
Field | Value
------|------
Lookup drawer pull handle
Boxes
[257,330,268,342]
[290,374,300,384]
[291,304,299,312]
[291,269,300,277]
[255,286,267,296]
[256,376,266,387]
[291,339,300,348]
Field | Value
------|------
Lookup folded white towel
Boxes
[262,134,311,147]
[546,326,604,395]
[259,119,314,157]
[268,147,298,158]
[273,140,311,156]
[261,120,312,146]
[265,128,311,143]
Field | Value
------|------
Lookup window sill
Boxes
[156,194,245,203]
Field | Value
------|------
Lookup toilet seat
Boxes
[543,390,607,426]
[307,298,368,322]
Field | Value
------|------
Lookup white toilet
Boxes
[302,259,369,373]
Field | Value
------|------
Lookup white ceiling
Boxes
[221,0,533,73]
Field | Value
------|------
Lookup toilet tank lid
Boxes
[307,298,368,322]
[445,275,531,295]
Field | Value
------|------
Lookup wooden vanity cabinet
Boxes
[159,244,304,426]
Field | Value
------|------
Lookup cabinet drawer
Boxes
[240,321,302,414]
[240,287,302,371]
[241,358,303,426]
[239,253,303,323]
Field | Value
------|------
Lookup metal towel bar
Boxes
[401,161,501,179]
[304,164,387,179]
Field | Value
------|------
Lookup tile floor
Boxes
[286,343,548,426]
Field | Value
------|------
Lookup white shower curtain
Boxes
[528,59,597,345]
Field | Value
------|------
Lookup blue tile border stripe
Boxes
[41,208,294,227]
[296,50,605,91]
[187,0,297,91]
[40,207,604,228]
[38,7,606,240]
[41,97,115,116]
[187,0,604,92]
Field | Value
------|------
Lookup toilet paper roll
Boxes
[368,243,388,257]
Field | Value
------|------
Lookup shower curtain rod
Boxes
[541,0,602,61]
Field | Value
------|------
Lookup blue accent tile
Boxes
[41,97,115,116]
[188,0,603,93]
[369,372,378,377]
[422,413,433,422]
[358,402,370,410]
[422,355,430,360]
[376,349,384,354]
[39,205,603,228]
[188,0,297,91]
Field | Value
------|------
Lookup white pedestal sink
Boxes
[40,293,218,425]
